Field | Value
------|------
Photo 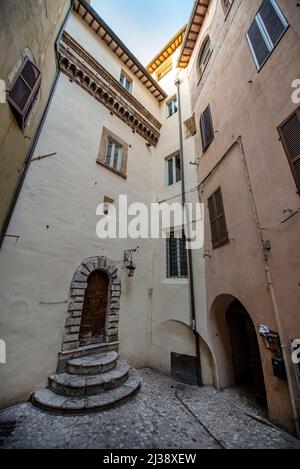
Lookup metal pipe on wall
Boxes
[175,77,202,387]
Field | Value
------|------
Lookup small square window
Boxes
[184,115,197,139]
[103,196,114,216]
[106,138,123,172]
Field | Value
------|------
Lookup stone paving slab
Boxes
[0,368,299,449]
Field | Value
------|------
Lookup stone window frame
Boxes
[61,256,121,353]
[97,127,128,179]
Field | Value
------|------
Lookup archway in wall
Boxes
[226,300,267,407]
[79,270,109,346]
[210,294,267,408]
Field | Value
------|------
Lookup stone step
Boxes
[31,370,141,414]
[67,351,118,375]
[48,360,129,397]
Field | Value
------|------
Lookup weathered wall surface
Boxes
[0,0,70,235]
[0,9,210,408]
[188,0,300,431]
[148,48,212,385]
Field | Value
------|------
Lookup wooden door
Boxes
[79,270,108,346]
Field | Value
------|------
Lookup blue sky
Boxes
[91,0,194,65]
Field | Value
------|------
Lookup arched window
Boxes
[198,36,212,80]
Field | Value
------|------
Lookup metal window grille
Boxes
[166,230,188,278]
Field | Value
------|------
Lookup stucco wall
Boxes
[188,0,300,431]
[0,0,70,234]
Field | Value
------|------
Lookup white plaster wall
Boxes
[147,48,211,384]
[0,71,156,407]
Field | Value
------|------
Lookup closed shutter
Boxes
[259,0,287,46]
[278,109,300,192]
[247,19,269,68]
[200,105,214,151]
[208,188,229,249]
[247,0,288,70]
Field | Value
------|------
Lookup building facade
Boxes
[181,0,300,433]
[0,0,212,411]
[0,0,70,243]
[0,0,299,436]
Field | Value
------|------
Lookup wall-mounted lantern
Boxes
[123,247,139,278]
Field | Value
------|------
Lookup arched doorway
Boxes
[79,270,109,346]
[226,300,267,407]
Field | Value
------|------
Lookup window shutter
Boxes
[247,20,269,68]
[200,105,214,151]
[278,109,300,192]
[8,57,41,131]
[208,188,228,249]
[208,195,218,248]
[259,0,287,46]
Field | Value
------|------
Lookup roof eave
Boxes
[177,0,211,69]
[73,0,167,101]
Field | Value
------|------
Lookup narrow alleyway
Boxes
[0,369,299,449]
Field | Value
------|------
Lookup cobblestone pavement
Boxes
[0,368,299,449]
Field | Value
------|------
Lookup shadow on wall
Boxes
[149,319,216,386]
[209,294,267,408]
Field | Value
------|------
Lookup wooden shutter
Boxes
[278,109,300,192]
[208,188,229,249]
[8,57,41,131]
[259,0,287,46]
[247,19,269,68]
[200,105,214,151]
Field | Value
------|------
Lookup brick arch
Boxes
[61,256,121,353]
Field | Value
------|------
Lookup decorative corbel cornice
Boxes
[58,32,161,146]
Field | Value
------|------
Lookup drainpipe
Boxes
[175,77,202,386]
[0,1,73,250]
[237,137,300,439]
[199,136,300,437]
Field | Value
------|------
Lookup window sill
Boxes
[162,278,189,285]
[167,111,178,119]
[97,160,127,179]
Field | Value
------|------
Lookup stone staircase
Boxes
[31,351,141,414]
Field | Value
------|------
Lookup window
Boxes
[8,56,41,131]
[222,0,234,15]
[278,108,300,193]
[166,153,181,186]
[166,97,177,118]
[246,0,288,70]
[166,229,188,278]
[198,36,212,80]
[156,59,173,81]
[97,127,128,178]
[106,138,123,172]
[184,115,197,139]
[200,105,214,151]
[119,71,132,92]
[208,188,229,249]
